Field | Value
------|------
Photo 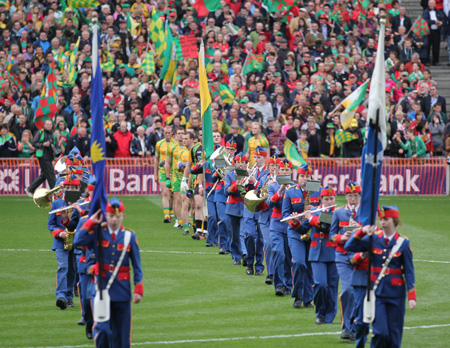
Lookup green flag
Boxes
[68,0,99,8]
[101,60,115,72]
[339,79,369,129]
[335,130,358,147]
[160,22,176,83]
[283,139,307,168]
[243,53,265,74]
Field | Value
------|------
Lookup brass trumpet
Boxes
[237,164,257,192]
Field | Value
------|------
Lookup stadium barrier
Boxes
[0,157,447,196]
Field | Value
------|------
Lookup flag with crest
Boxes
[243,53,265,74]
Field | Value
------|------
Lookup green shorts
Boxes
[172,179,181,192]
[159,171,167,183]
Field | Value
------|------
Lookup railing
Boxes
[0,157,447,195]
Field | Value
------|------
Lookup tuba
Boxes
[244,174,273,213]
[33,186,63,209]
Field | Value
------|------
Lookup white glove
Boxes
[180,178,188,194]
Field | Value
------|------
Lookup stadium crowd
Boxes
[0,0,449,162]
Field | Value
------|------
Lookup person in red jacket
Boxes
[113,121,133,158]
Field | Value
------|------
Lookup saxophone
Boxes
[64,207,75,250]
[301,191,311,241]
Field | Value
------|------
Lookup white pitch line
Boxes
[1,249,450,262]
[20,323,450,348]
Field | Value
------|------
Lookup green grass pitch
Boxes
[0,195,449,347]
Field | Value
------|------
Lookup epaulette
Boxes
[81,214,89,219]
[374,230,382,235]
[399,234,409,240]
[125,227,136,233]
[286,184,296,190]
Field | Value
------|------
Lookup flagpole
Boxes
[92,17,103,302]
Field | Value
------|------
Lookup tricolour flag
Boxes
[141,51,155,75]
[283,139,307,168]
[359,18,387,227]
[199,42,214,160]
[242,53,265,74]
[34,61,58,129]
[192,0,221,18]
[339,79,369,130]
[150,9,165,58]
[219,84,236,104]
[89,21,108,216]
[335,129,358,147]
[412,18,430,36]
[68,0,99,8]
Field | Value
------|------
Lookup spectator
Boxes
[0,124,17,157]
[17,129,35,158]
[113,121,133,158]
[422,0,446,66]
[130,126,151,157]
[343,119,364,158]
[423,85,447,116]
[429,114,445,155]
[267,121,286,156]
[394,128,427,158]
[224,123,245,154]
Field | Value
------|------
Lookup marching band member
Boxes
[76,198,144,348]
[298,186,339,324]
[345,206,416,348]
[243,146,269,276]
[47,174,82,310]
[267,159,293,297]
[281,163,315,309]
[330,181,362,341]
[72,176,96,339]
[256,154,280,285]
[164,127,186,231]
[225,152,246,265]
[155,126,176,223]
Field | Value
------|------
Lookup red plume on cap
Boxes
[254,146,268,157]
[268,154,280,164]
[226,139,237,148]
[297,163,312,175]
[378,205,399,219]
[234,153,247,162]
[106,198,125,217]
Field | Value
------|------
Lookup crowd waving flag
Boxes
[90,20,108,215]
[34,61,58,130]
[284,139,307,168]
[150,8,165,58]
[335,130,358,148]
[192,0,221,18]
[243,53,265,74]
[68,0,100,8]
[338,79,369,130]
[412,18,430,36]
[199,42,214,160]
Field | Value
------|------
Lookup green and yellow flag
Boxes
[284,139,307,168]
[141,51,155,75]
[160,22,176,83]
[150,8,165,58]
[335,129,358,147]
[126,12,139,37]
[67,37,80,86]
[68,0,99,8]
[339,79,369,129]
[199,42,214,160]
[219,84,236,104]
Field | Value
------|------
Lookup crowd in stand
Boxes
[0,0,450,161]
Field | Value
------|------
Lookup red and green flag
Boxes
[243,53,265,74]
[192,0,221,18]
[412,18,430,36]
[35,62,58,130]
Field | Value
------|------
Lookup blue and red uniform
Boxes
[74,199,144,348]
[298,199,339,323]
[225,169,244,263]
[267,181,292,292]
[345,223,416,348]
[329,202,361,336]
[213,169,230,251]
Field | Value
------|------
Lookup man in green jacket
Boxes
[394,129,427,158]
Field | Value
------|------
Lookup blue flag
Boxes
[359,19,387,226]
[89,31,107,216]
